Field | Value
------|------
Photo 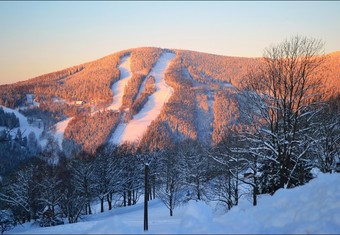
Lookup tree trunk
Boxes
[153,177,156,199]
[128,190,132,206]
[252,168,258,206]
[228,173,232,210]
[107,193,112,210]
[197,179,201,200]
[169,181,174,216]
[235,174,239,206]
[253,185,257,206]
[88,203,92,215]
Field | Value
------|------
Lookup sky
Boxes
[1,1,340,85]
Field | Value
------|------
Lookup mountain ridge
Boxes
[0,47,339,154]
[4,47,338,87]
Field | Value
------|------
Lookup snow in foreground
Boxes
[110,52,176,144]
[9,172,340,234]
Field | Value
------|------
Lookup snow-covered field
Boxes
[9,172,340,234]
[0,105,46,146]
[110,52,176,144]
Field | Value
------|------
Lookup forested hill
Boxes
[0,47,339,155]
[1,40,340,232]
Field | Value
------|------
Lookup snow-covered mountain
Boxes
[0,47,339,154]
[1,46,340,235]
[9,171,340,234]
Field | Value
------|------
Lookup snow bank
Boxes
[107,54,132,111]
[179,200,215,233]
[213,173,340,234]
[8,172,340,234]
[110,52,176,144]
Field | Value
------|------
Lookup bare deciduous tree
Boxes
[240,36,326,193]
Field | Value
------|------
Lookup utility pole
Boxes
[138,150,160,232]
[144,163,149,231]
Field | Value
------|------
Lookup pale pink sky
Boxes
[1,1,339,85]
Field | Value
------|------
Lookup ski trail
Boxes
[52,55,132,148]
[110,52,176,144]
[110,122,127,144]
[54,117,73,148]
[107,54,132,111]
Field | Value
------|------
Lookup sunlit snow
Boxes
[54,117,73,148]
[110,52,176,144]
[107,54,132,111]
[52,54,132,147]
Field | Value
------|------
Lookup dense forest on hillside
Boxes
[63,110,120,154]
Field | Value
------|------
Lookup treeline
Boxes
[0,66,84,109]
[0,49,127,109]
[31,53,123,106]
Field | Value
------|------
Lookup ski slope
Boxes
[54,117,73,148]
[52,55,132,147]
[108,54,132,111]
[110,52,176,144]
[9,172,340,234]
[0,105,46,146]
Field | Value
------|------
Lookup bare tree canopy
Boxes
[240,36,327,193]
